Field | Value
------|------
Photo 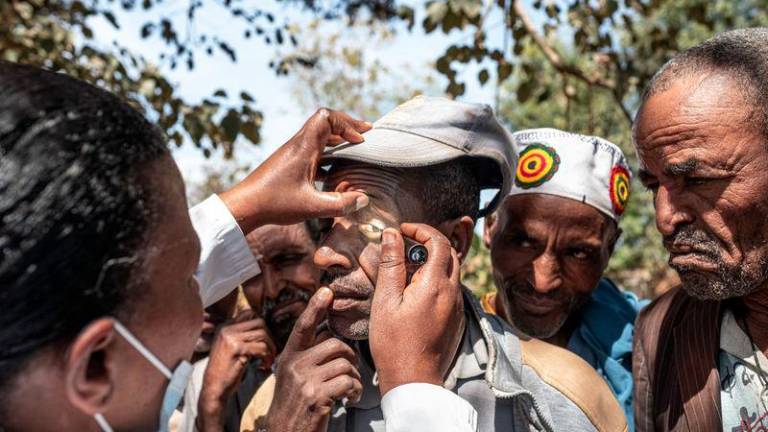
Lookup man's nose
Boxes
[655,185,694,238]
[530,253,563,294]
[313,226,355,271]
[261,265,281,300]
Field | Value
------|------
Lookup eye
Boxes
[358,223,384,241]
[273,253,305,269]
[568,248,593,261]
[506,234,534,249]
[684,177,709,186]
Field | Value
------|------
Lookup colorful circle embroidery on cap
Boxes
[515,143,561,189]
[610,165,631,215]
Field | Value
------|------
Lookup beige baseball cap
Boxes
[321,96,514,216]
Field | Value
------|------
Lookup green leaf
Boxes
[478,69,489,85]
[213,89,228,98]
[516,80,534,103]
[426,2,449,24]
[240,91,255,102]
[497,62,513,82]
[103,12,120,29]
[221,109,241,143]
[241,121,261,144]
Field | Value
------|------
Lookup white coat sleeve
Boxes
[190,195,261,307]
[381,383,478,432]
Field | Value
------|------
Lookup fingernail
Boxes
[364,121,373,128]
[382,229,395,245]
[355,194,369,211]
[318,287,332,301]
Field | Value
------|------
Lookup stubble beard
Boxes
[668,227,768,300]
[322,270,373,340]
[496,273,589,339]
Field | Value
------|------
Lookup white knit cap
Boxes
[508,128,631,221]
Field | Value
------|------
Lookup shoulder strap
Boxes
[239,373,276,432]
[519,338,628,432]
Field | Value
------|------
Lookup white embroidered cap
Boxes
[508,128,631,221]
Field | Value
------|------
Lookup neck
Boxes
[543,329,571,348]
[543,316,579,348]
[742,283,768,353]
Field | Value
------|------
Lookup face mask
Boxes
[93,320,193,432]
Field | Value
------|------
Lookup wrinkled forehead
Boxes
[323,161,421,218]
[498,194,613,235]
[324,161,404,193]
[246,224,312,256]
[634,72,759,165]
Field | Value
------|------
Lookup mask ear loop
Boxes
[112,320,173,379]
[94,413,114,432]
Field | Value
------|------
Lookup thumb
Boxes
[283,287,333,353]
[373,229,407,305]
[309,190,370,219]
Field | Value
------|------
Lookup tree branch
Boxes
[511,0,632,123]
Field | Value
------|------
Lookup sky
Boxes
[87,1,518,186]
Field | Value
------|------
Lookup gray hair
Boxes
[639,28,768,137]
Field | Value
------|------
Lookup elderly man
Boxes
[632,28,768,432]
[176,221,322,432]
[482,128,645,426]
[247,96,626,432]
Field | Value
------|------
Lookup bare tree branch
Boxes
[512,0,632,123]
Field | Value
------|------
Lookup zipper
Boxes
[465,289,555,432]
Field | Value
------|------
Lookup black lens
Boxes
[407,244,428,265]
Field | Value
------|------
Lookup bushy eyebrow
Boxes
[665,158,698,176]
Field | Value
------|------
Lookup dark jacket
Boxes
[633,288,722,431]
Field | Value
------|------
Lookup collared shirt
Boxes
[190,195,477,432]
[719,309,768,432]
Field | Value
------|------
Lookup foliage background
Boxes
[6,0,768,298]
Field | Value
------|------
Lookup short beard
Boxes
[667,227,768,300]
[321,270,373,340]
[498,278,590,339]
[328,316,370,340]
[675,263,767,300]
[262,287,312,350]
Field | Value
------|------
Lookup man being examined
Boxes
[181,221,322,431]
[633,28,768,432]
[482,128,646,427]
[247,96,627,432]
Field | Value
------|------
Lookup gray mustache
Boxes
[664,227,720,258]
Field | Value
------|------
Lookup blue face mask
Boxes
[93,320,193,432]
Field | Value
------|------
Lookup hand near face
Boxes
[220,109,372,233]
[264,287,362,432]
[369,224,465,395]
[197,311,276,432]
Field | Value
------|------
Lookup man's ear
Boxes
[483,211,497,248]
[64,318,118,417]
[437,216,475,263]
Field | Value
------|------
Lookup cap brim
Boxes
[322,127,465,168]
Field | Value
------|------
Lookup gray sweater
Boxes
[327,289,626,432]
